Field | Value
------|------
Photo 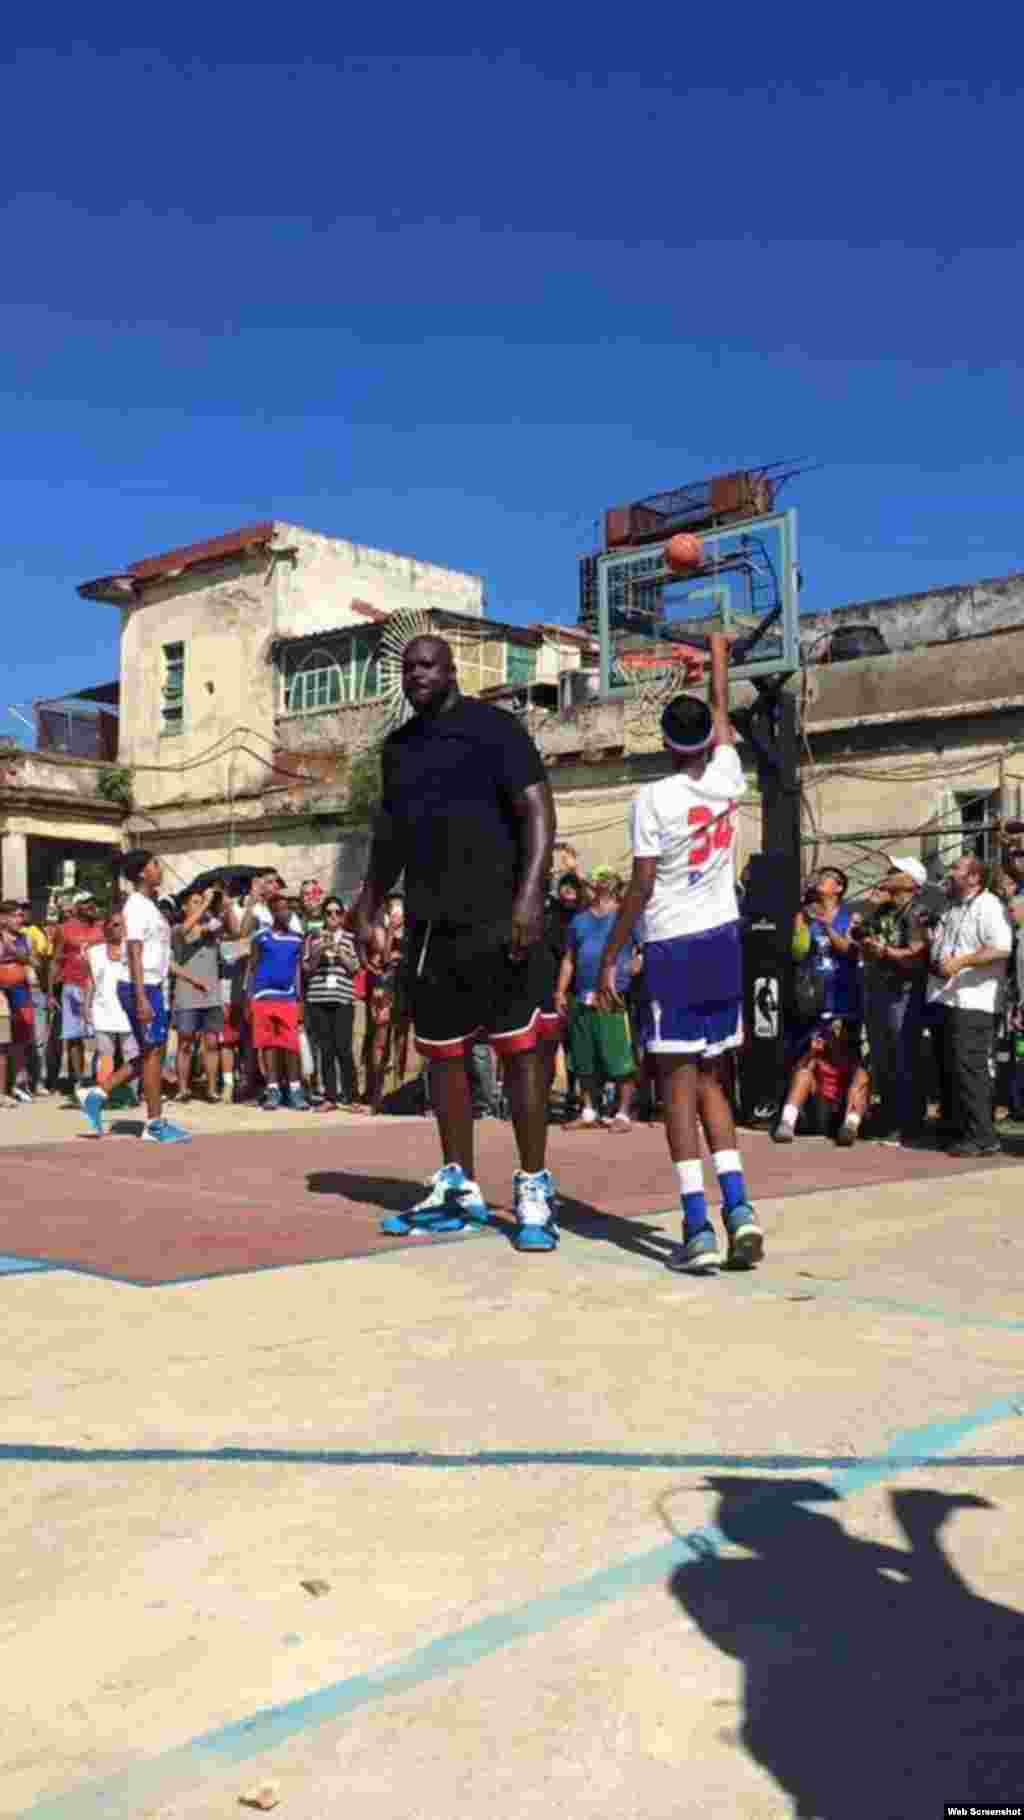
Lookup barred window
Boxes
[162,642,185,736]
[283,631,381,714]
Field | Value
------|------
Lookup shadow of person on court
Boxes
[498,1196,678,1264]
[669,1477,1024,1817]
[308,1170,680,1261]
[306,1170,439,1215]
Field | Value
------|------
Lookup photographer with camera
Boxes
[858,858,930,1144]
[774,866,866,1146]
[173,886,226,1102]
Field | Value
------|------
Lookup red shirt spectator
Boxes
[57,912,104,987]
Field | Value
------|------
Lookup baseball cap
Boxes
[886,856,927,887]
[71,890,97,905]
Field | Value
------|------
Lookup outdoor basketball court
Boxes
[0,1114,1016,1285]
[3,1116,1023,1818]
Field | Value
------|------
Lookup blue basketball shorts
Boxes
[637,922,743,1057]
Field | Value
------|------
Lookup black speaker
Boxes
[738,852,799,1125]
[742,851,800,923]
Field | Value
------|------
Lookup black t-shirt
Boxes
[378,697,546,927]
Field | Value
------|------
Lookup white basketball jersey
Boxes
[630,744,745,942]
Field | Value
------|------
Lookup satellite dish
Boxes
[374,605,435,737]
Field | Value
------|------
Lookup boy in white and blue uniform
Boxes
[78,849,192,1143]
[597,634,763,1274]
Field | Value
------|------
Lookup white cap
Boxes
[886,855,927,887]
[71,890,97,905]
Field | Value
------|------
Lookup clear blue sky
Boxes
[2,21,1020,735]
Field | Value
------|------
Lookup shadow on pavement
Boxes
[669,1478,1024,1816]
[307,1169,681,1264]
[306,1170,443,1215]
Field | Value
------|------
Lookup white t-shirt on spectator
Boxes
[250,902,303,936]
[123,890,172,986]
[928,889,1011,1013]
[630,744,745,943]
[88,944,132,1034]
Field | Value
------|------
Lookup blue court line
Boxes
[736,1276,1024,1335]
[0,1254,54,1276]
[23,1390,1023,1820]
[3,1442,1024,1470]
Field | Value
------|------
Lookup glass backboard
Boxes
[596,508,799,694]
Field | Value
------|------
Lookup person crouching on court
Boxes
[773,1017,871,1147]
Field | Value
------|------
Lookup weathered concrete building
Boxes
[548,579,1024,888]
[800,568,1024,658]
[68,521,596,896]
[5,528,1022,905]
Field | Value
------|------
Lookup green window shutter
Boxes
[506,643,537,686]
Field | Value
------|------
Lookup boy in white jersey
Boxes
[77,851,193,1143]
[597,634,763,1274]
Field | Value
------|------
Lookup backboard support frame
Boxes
[595,507,800,697]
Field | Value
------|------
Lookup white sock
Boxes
[223,1071,234,1094]
[711,1148,742,1176]
[780,1104,799,1131]
[675,1159,705,1197]
[843,1111,862,1131]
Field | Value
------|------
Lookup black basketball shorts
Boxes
[406,918,558,1059]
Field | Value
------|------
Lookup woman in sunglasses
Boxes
[302,897,360,1109]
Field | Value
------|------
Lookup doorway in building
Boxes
[28,838,121,910]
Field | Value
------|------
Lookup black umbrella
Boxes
[175,864,268,905]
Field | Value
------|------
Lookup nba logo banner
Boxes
[753,977,779,1039]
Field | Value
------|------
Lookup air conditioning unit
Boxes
[559,669,602,713]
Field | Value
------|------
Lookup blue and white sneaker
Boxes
[667,1227,721,1274]
[512,1169,559,1252]
[76,1085,107,1137]
[513,1167,561,1213]
[287,1088,311,1111]
[381,1164,491,1237]
[142,1118,192,1144]
[724,1203,764,1269]
[261,1086,283,1111]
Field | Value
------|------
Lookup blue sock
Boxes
[713,1149,748,1216]
[675,1160,710,1236]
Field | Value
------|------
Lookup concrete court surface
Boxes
[2,1108,1023,1818]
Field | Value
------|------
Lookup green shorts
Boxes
[567,1002,636,1081]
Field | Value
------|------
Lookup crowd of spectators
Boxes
[1,833,1021,1157]
[772,840,1021,1157]
[0,869,406,1117]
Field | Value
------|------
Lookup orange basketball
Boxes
[664,532,704,572]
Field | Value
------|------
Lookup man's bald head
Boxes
[401,637,458,717]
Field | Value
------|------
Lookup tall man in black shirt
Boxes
[353,637,559,1250]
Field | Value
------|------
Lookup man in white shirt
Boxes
[929,853,1011,1156]
[78,851,192,1144]
[597,634,762,1275]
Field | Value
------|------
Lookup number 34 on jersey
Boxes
[687,802,737,886]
